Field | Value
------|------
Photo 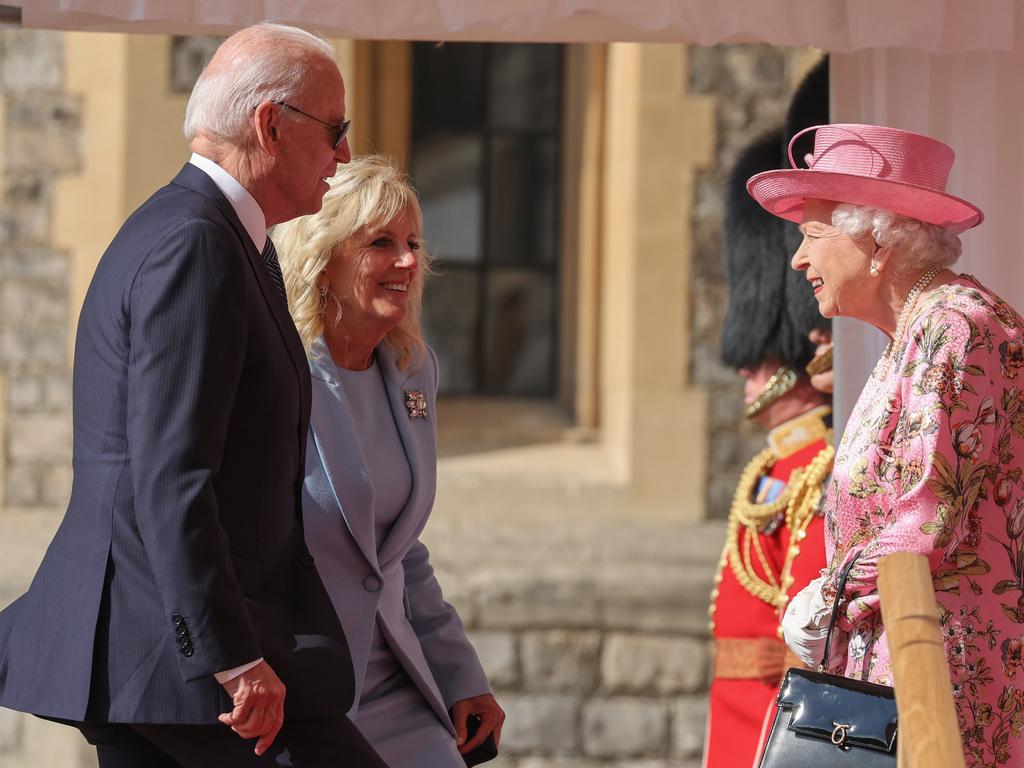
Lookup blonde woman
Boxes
[274,155,503,766]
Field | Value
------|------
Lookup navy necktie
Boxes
[262,239,286,301]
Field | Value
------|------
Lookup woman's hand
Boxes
[451,693,505,753]
[781,577,832,667]
[806,329,834,394]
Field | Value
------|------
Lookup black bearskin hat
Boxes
[719,128,828,372]
[784,56,829,178]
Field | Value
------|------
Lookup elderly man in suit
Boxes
[0,23,388,768]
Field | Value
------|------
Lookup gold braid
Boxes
[708,444,835,633]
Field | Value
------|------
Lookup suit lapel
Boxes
[307,339,381,573]
[170,164,311,454]
[376,345,437,567]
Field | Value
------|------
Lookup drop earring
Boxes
[869,263,879,277]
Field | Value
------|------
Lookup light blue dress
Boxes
[331,359,464,768]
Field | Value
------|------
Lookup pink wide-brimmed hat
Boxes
[746,123,983,234]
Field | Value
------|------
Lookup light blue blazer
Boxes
[301,337,491,730]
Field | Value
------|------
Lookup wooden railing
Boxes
[877,552,965,768]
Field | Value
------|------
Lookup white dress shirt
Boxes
[188,153,267,685]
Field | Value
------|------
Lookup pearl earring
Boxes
[869,264,879,277]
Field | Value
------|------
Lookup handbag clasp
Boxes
[831,721,851,747]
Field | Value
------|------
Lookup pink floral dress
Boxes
[823,274,1024,767]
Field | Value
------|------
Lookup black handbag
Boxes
[461,714,498,766]
[757,554,898,767]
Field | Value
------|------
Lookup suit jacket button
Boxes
[300,553,315,567]
[362,574,382,592]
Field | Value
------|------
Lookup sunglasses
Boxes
[271,100,351,150]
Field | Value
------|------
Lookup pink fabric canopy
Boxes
[15,0,1019,52]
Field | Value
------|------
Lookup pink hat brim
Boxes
[747,168,984,234]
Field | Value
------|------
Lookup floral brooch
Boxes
[404,390,429,420]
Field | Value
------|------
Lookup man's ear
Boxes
[253,102,281,155]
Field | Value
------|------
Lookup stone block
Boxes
[521,630,601,693]
[16,711,98,767]
[0,327,67,368]
[41,462,72,507]
[468,630,518,688]
[6,201,49,245]
[0,510,63,605]
[0,280,68,327]
[7,375,43,410]
[7,121,81,176]
[484,756,519,768]
[0,707,21,753]
[1,30,62,92]
[3,174,51,216]
[601,634,707,695]
[4,463,39,507]
[581,697,668,758]
[599,567,714,635]
[5,245,69,283]
[670,695,708,760]
[44,373,71,410]
[500,694,579,754]
[476,578,599,630]
[7,413,70,461]
[171,36,225,93]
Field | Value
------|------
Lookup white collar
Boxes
[188,153,267,252]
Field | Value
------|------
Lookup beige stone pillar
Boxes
[600,43,713,519]
[54,34,190,364]
[0,373,6,513]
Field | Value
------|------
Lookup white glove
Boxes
[780,576,833,667]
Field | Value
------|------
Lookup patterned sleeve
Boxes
[832,302,1001,630]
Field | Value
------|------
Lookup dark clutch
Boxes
[462,714,498,767]
[757,552,897,767]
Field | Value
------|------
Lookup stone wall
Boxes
[0,28,88,768]
[424,467,722,768]
[0,29,77,515]
[687,45,824,519]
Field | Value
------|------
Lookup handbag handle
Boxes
[818,550,863,672]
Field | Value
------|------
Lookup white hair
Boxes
[183,23,336,144]
[831,204,962,274]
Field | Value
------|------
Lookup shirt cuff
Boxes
[214,657,264,685]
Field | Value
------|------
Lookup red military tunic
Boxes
[703,407,833,768]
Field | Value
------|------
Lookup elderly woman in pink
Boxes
[749,123,1024,766]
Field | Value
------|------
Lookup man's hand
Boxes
[218,660,286,756]
[806,329,834,394]
[451,693,505,753]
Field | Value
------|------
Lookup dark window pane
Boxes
[483,270,554,396]
[488,44,561,133]
[422,269,479,394]
[413,43,484,136]
[413,135,483,264]
[488,136,558,267]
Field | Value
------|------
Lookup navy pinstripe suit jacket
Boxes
[0,164,355,724]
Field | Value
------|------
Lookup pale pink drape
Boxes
[830,10,1024,430]
[14,0,1021,51]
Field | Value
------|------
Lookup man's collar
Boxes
[767,405,833,460]
[188,153,267,252]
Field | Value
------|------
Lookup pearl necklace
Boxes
[875,265,943,379]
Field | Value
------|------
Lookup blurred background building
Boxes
[0,29,820,767]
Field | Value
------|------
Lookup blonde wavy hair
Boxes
[274,155,432,369]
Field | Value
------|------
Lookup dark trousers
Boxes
[76,718,389,768]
